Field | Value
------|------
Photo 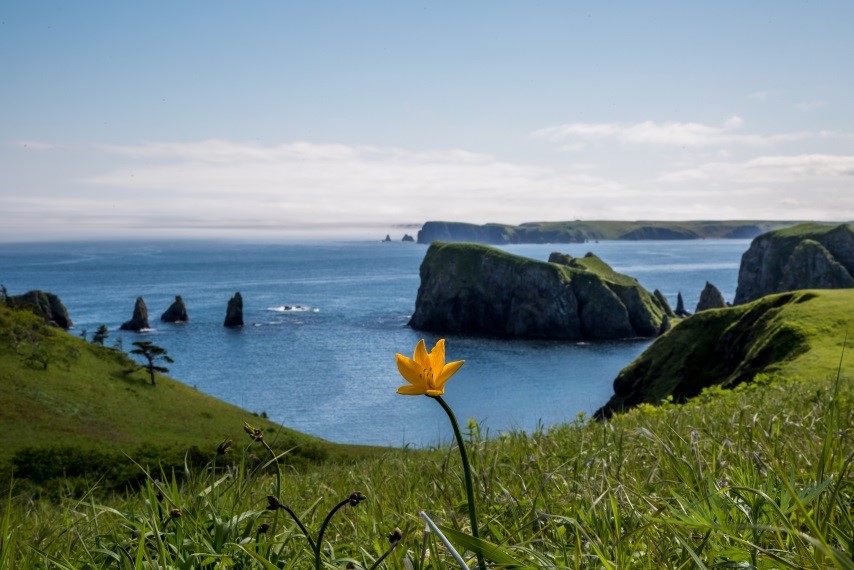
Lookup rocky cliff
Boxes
[695,282,727,312]
[734,223,854,304]
[408,242,668,339]
[595,289,854,419]
[7,290,73,329]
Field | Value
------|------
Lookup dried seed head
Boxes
[217,438,233,455]
[266,495,283,510]
[348,491,366,506]
[257,522,270,534]
[169,508,181,519]
[243,422,264,442]
[388,527,403,544]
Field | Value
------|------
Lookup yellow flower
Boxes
[395,339,464,396]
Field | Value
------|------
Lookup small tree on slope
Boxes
[130,340,173,386]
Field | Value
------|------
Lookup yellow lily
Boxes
[395,338,464,396]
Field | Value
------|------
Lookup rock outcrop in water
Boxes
[160,295,189,323]
[402,234,415,242]
[223,292,244,328]
[7,290,73,329]
[408,242,669,339]
[653,289,676,317]
[120,297,150,331]
[695,282,727,312]
[734,223,854,304]
[674,292,690,317]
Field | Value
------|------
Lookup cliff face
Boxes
[408,242,668,339]
[7,290,73,329]
[734,223,854,304]
[417,222,515,245]
[594,289,853,419]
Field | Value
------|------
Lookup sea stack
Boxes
[674,292,690,317]
[161,295,189,323]
[695,282,727,312]
[120,297,150,331]
[224,292,244,328]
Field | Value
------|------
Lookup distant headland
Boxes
[415,220,807,244]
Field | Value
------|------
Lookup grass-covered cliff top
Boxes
[597,288,854,417]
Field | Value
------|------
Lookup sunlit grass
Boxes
[1,365,850,568]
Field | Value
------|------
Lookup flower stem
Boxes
[315,498,351,570]
[431,395,484,570]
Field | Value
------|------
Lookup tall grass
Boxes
[1,369,851,568]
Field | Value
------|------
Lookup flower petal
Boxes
[425,387,445,396]
[429,339,446,373]
[413,339,429,367]
[436,359,464,385]
[397,384,426,396]
[395,354,424,386]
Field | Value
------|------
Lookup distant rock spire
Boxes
[224,292,244,328]
[161,295,189,323]
[695,282,727,312]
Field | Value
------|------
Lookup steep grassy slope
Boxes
[596,289,854,417]
[0,306,377,468]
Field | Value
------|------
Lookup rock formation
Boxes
[224,292,244,328]
[674,292,690,317]
[382,234,392,242]
[160,295,189,323]
[734,223,854,304]
[120,297,150,331]
[695,282,727,312]
[7,290,73,329]
[408,242,669,339]
[618,226,699,240]
[402,234,415,242]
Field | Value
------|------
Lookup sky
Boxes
[1,1,853,242]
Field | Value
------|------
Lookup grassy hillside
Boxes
[0,305,378,484]
[0,349,850,567]
[597,289,854,417]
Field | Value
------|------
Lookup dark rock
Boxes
[224,292,244,328]
[401,234,415,242]
[382,234,392,242]
[7,290,73,329]
[408,242,667,339]
[120,297,150,331]
[674,292,691,317]
[658,315,671,335]
[161,295,189,323]
[695,282,727,312]
[734,223,854,304]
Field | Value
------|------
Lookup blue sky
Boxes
[2,1,852,241]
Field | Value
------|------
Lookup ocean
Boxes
[0,238,748,447]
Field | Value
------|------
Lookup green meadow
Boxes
[0,293,851,568]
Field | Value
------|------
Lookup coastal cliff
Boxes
[595,289,854,418]
[7,290,73,329]
[417,220,797,244]
[408,242,668,339]
[734,223,854,304]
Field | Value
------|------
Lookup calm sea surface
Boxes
[0,239,748,447]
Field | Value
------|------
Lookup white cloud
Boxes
[794,100,826,111]
[658,153,854,183]
[532,116,808,148]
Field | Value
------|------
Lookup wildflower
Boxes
[395,338,464,396]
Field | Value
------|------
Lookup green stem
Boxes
[431,395,485,570]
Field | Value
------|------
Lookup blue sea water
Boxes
[0,239,748,447]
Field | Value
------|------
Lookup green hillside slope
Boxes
[596,289,854,417]
[0,305,376,477]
